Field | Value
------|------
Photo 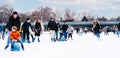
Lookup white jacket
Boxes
[67,26,74,33]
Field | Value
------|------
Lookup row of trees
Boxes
[0,5,120,23]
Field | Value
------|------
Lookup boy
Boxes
[10,26,24,51]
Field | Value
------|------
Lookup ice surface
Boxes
[0,32,120,58]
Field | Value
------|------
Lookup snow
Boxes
[0,31,120,58]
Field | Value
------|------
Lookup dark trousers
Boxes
[55,31,58,40]
[23,31,30,42]
[95,32,100,38]
[63,31,67,39]
[68,33,72,38]
[30,34,34,41]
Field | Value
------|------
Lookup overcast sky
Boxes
[1,0,120,19]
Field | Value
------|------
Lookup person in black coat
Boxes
[33,19,42,42]
[92,19,101,38]
[47,19,57,31]
[7,11,21,31]
[55,22,60,41]
[22,18,32,43]
[62,22,68,40]
[4,11,24,50]
[47,18,57,42]
[76,26,80,34]
[117,23,120,31]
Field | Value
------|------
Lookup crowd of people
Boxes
[0,11,120,51]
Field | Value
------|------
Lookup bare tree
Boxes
[0,5,13,23]
[64,9,75,20]
[19,12,30,22]
[52,8,63,21]
[30,7,53,22]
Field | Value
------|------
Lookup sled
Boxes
[11,41,20,51]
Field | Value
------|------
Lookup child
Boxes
[22,18,32,43]
[102,26,108,35]
[10,26,24,51]
[79,27,83,36]
[67,25,74,40]
[84,27,88,34]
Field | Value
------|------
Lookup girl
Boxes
[92,19,101,38]
[33,19,42,42]
[67,25,74,40]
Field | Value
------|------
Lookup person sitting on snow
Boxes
[10,26,24,51]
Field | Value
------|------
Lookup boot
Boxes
[28,40,31,43]
[53,38,56,42]
[4,45,9,50]
[21,45,24,51]
[32,38,35,42]
[38,38,40,42]
[51,38,54,42]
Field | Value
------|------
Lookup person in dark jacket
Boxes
[55,22,60,41]
[4,11,24,50]
[33,19,42,42]
[62,22,68,40]
[92,19,101,38]
[47,18,57,42]
[7,11,21,31]
[117,23,120,37]
[76,26,80,34]
[22,18,32,43]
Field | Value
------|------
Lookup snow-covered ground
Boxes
[0,31,120,58]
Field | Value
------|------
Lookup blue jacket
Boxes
[0,25,3,32]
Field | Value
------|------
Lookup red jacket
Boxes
[10,31,20,41]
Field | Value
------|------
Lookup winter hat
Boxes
[12,11,18,14]
[27,18,30,21]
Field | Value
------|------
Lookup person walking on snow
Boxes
[47,18,58,42]
[32,19,42,42]
[67,25,74,40]
[22,18,33,43]
[92,19,101,39]
[62,22,68,40]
